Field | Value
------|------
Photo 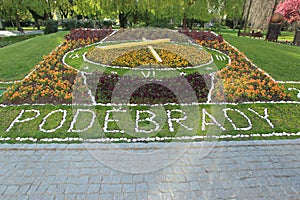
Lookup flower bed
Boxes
[0,28,299,143]
[1,28,291,105]
[178,29,224,42]
[65,28,113,40]
[89,72,209,104]
[111,48,191,68]
[180,30,290,103]
[2,29,113,105]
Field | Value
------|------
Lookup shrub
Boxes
[62,19,104,30]
[77,19,95,28]
[61,19,78,30]
[44,20,58,35]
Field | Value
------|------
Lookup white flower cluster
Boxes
[1,132,300,143]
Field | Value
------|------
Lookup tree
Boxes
[0,0,56,30]
[275,0,300,24]
[56,0,74,19]
[100,0,137,28]
[26,0,52,29]
[0,0,27,32]
[72,0,102,19]
[209,0,245,30]
[181,0,210,29]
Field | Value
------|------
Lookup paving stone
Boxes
[122,183,135,193]
[132,174,144,183]
[4,185,19,195]
[148,193,161,199]
[121,175,133,183]
[113,192,124,200]
[86,194,101,199]
[99,193,113,199]
[0,185,7,195]
[106,184,121,193]
[0,139,299,198]
[3,194,30,200]
[124,192,137,200]
[87,184,100,193]
[135,183,149,192]
[136,192,148,200]
[41,195,55,200]
[65,184,88,194]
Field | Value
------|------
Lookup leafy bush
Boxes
[77,19,95,28]
[61,19,78,30]
[62,19,105,30]
[44,20,58,35]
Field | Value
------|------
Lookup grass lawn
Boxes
[0,31,68,82]
[217,29,295,41]
[0,103,299,142]
[221,34,300,81]
[0,34,38,48]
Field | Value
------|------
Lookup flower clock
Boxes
[0,28,299,143]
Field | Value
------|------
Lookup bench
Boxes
[250,31,263,39]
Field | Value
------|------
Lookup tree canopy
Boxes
[0,0,247,29]
[275,0,300,23]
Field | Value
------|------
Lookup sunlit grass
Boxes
[221,34,300,81]
[0,31,68,81]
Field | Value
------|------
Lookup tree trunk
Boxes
[15,13,23,33]
[266,0,281,41]
[59,7,69,19]
[189,18,194,30]
[233,18,239,30]
[0,18,4,30]
[27,9,49,30]
[144,10,150,26]
[182,15,188,29]
[119,11,131,28]
[243,0,277,30]
[244,0,253,32]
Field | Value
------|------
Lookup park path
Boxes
[0,139,299,200]
[0,30,43,37]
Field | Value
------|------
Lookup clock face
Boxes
[63,28,227,106]
[64,28,225,77]
[85,41,212,69]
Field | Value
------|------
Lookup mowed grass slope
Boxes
[222,34,300,81]
[0,31,68,81]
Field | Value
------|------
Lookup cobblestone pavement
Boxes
[0,139,299,200]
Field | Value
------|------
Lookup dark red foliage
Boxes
[178,29,223,42]
[65,28,114,41]
[86,72,210,104]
